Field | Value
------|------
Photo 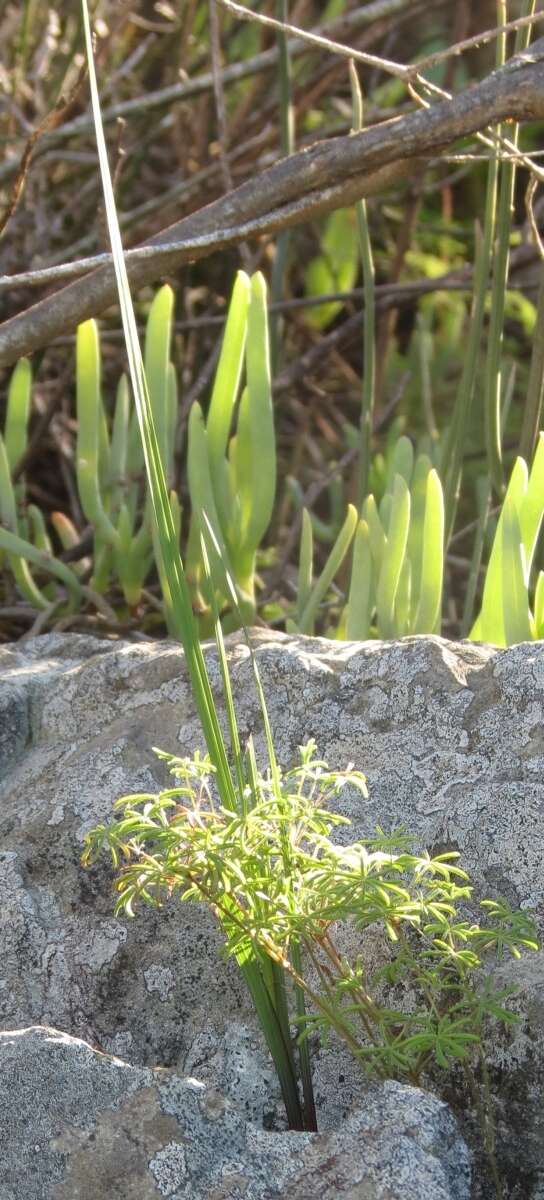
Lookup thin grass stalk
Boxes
[350,60,376,510]
[441,17,511,542]
[464,362,516,637]
[217,549,317,1126]
[81,4,236,805]
[519,262,544,462]
[460,477,491,639]
[442,212,496,544]
[270,0,295,372]
[483,0,535,497]
[81,0,305,1131]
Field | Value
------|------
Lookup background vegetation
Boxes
[1,0,544,645]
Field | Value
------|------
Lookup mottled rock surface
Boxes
[0,1026,471,1200]
[1,632,543,1197]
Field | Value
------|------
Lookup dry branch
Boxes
[2,39,544,369]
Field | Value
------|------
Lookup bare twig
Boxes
[0,58,88,237]
[214,0,410,80]
[415,10,544,75]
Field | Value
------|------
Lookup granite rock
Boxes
[0,1025,471,1200]
[0,631,543,1197]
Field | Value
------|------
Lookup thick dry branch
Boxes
[2,40,544,370]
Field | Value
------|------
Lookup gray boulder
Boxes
[0,631,543,1197]
[0,1026,470,1200]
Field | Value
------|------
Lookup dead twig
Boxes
[0,59,88,238]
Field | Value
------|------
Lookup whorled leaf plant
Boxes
[83,736,539,1194]
[79,0,312,1132]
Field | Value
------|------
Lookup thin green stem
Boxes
[350,60,376,509]
[483,0,535,497]
[519,251,544,463]
[270,0,295,371]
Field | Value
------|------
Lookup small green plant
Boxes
[0,269,275,634]
[0,358,83,613]
[343,435,444,639]
[186,269,276,629]
[470,433,544,646]
[83,738,538,1178]
[79,0,313,1133]
[288,433,444,640]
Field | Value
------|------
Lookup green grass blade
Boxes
[199,526,246,811]
[350,61,376,508]
[501,501,533,646]
[27,504,53,556]
[461,476,491,639]
[475,457,528,645]
[534,570,544,637]
[386,435,414,493]
[81,0,304,1132]
[363,493,386,565]
[5,357,31,479]
[346,518,373,640]
[76,320,119,545]
[0,525,81,609]
[394,556,411,637]
[207,271,250,470]
[297,504,357,634]
[237,273,276,552]
[412,468,444,635]
[81,0,236,807]
[377,475,410,638]
[110,374,130,489]
[519,433,544,572]
[188,401,234,590]
[144,284,175,476]
[297,508,314,627]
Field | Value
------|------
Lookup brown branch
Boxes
[2,40,544,370]
[0,59,88,238]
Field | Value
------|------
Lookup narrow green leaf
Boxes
[377,475,410,638]
[386,435,414,493]
[76,320,119,545]
[412,468,444,634]
[406,453,431,620]
[501,501,533,646]
[362,494,386,566]
[5,357,31,479]
[394,555,411,637]
[0,525,82,609]
[236,274,276,552]
[207,270,250,471]
[144,284,175,476]
[534,570,544,638]
[187,402,233,588]
[81,0,305,1132]
[519,433,544,572]
[110,374,130,490]
[297,508,313,626]
[475,457,528,645]
[297,504,357,634]
[346,518,373,640]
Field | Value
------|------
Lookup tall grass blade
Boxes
[350,60,376,508]
[376,476,410,638]
[346,518,372,641]
[81,0,305,1131]
[412,469,444,635]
